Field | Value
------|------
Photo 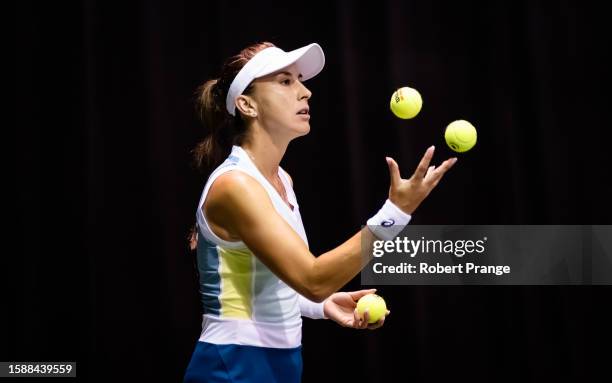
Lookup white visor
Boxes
[225,43,325,116]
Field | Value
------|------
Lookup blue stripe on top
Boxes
[197,236,222,316]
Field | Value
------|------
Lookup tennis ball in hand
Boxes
[356,293,387,323]
[390,87,422,119]
[445,120,477,152]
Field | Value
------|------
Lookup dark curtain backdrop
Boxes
[10,0,611,382]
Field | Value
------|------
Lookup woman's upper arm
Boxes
[204,171,320,300]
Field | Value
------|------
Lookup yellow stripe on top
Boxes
[218,246,254,319]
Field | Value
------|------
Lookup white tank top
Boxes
[195,145,308,348]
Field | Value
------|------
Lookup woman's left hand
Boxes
[323,289,390,330]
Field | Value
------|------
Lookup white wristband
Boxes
[298,295,327,320]
[366,199,412,240]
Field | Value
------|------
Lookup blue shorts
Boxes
[183,341,303,383]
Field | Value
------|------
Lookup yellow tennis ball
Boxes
[445,120,477,152]
[356,293,387,324]
[390,87,422,119]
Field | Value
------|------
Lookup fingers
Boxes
[352,309,391,330]
[353,308,369,329]
[369,319,384,330]
[362,310,370,329]
[413,146,435,179]
[352,308,360,327]
[426,157,458,184]
[386,157,402,189]
[367,310,391,330]
[368,316,385,330]
[347,288,377,302]
[425,165,435,178]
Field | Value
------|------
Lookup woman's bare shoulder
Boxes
[207,170,263,208]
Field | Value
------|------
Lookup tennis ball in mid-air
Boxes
[445,120,477,152]
[390,87,422,119]
[356,293,387,324]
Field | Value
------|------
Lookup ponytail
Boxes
[192,41,276,174]
[193,79,232,172]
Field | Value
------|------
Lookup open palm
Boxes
[323,289,390,330]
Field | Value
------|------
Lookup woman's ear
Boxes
[235,95,258,118]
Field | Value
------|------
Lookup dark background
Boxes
[10,0,611,382]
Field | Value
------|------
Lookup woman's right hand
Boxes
[385,146,457,215]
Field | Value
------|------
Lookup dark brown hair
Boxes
[192,41,276,173]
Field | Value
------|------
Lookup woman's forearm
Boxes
[308,226,376,301]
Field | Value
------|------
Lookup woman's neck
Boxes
[241,133,288,181]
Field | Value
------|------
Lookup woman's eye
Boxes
[282,79,291,85]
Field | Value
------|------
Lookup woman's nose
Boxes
[298,81,312,100]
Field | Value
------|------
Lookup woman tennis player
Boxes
[184,41,457,382]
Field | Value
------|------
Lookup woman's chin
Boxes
[293,123,310,137]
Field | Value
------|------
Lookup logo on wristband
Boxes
[381,219,395,227]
